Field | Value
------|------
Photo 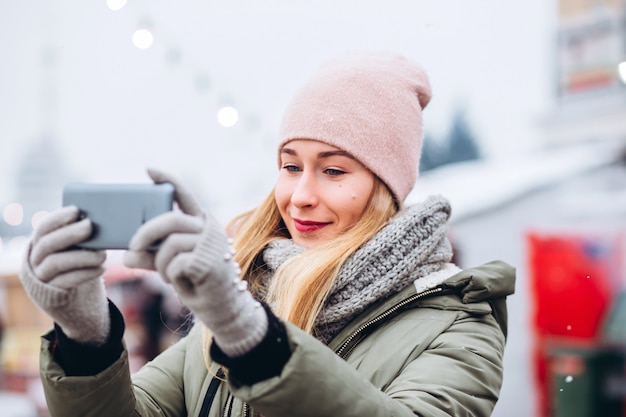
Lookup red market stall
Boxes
[527,228,625,417]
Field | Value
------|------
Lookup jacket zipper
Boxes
[222,393,250,417]
[222,393,234,417]
[335,286,446,359]
[223,286,447,416]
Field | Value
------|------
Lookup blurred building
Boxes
[542,0,626,146]
[529,1,626,416]
[0,40,72,269]
[0,137,70,237]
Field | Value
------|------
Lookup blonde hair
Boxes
[233,178,396,332]
[201,178,397,367]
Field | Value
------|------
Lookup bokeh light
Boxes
[9,236,28,257]
[618,61,626,85]
[132,29,154,49]
[106,0,127,11]
[3,203,24,226]
[217,106,239,127]
[31,210,50,229]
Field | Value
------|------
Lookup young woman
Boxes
[20,51,515,417]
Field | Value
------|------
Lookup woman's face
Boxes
[275,139,375,248]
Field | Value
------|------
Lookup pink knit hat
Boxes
[278,51,432,207]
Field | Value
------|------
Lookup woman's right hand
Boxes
[19,206,111,345]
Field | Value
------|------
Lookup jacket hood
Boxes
[440,260,516,338]
[441,260,516,304]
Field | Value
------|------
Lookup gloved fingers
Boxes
[47,266,106,290]
[164,252,198,295]
[154,233,200,281]
[146,167,203,217]
[123,250,156,271]
[34,249,106,283]
[32,206,81,243]
[30,217,95,267]
[128,211,203,252]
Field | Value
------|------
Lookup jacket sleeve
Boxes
[40,322,204,417]
[51,300,125,376]
[40,330,139,417]
[227,310,504,417]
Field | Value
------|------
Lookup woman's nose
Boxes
[290,173,319,208]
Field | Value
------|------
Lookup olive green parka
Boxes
[39,260,515,417]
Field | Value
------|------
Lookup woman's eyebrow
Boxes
[280,147,355,160]
[318,150,354,159]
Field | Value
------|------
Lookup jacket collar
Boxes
[329,260,516,350]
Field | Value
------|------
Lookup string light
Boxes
[217,106,239,127]
[109,1,264,134]
[132,29,154,49]
[106,0,127,12]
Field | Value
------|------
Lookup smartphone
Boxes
[62,182,175,250]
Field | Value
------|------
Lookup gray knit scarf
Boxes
[258,195,453,344]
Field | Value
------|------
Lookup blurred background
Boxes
[1,0,625,416]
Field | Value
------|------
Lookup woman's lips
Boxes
[293,219,329,233]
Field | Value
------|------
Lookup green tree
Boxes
[446,108,481,164]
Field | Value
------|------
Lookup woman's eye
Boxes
[325,168,346,176]
[282,164,300,173]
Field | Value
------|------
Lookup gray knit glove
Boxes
[123,168,268,357]
[19,206,110,345]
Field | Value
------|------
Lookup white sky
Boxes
[0,0,556,222]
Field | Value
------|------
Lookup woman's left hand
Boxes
[123,168,268,357]
[123,168,206,279]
